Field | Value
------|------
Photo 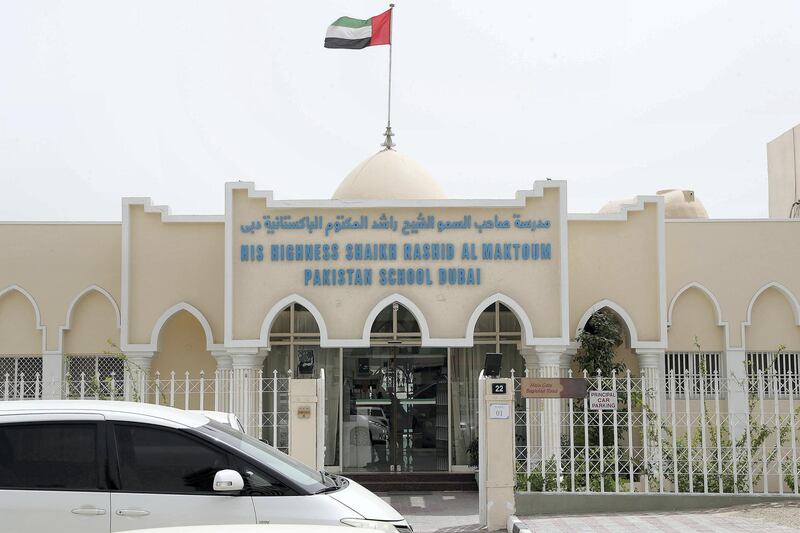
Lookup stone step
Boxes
[343,472,478,493]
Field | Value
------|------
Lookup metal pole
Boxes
[382,5,396,149]
[387,4,393,129]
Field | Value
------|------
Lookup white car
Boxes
[125,526,386,533]
[189,410,245,433]
[0,401,410,533]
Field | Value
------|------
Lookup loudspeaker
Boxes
[483,352,502,377]
[297,349,315,375]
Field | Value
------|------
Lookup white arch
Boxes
[745,282,800,327]
[361,293,431,343]
[150,302,216,351]
[58,285,122,353]
[575,299,640,347]
[0,284,46,353]
[667,282,725,327]
[63,285,121,330]
[259,294,329,348]
[464,293,535,346]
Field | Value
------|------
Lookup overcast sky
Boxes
[1,1,799,220]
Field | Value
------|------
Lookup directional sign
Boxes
[520,377,588,399]
[589,390,617,410]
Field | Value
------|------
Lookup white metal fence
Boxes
[0,356,43,400]
[1,364,293,454]
[515,367,800,495]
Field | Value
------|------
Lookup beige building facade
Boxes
[2,126,800,474]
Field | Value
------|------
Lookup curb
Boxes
[507,515,533,533]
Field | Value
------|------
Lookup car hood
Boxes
[328,478,404,521]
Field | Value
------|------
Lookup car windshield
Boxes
[198,420,328,493]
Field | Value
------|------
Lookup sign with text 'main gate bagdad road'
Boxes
[520,377,588,399]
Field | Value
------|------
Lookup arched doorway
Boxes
[574,305,639,376]
[342,302,448,473]
[263,302,339,464]
[451,302,524,467]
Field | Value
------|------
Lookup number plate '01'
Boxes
[489,404,510,419]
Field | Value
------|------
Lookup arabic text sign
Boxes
[238,211,554,289]
[239,212,552,237]
[519,377,588,399]
[589,390,618,410]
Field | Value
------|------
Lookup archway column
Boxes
[220,348,267,437]
[723,347,748,438]
[41,350,63,400]
[521,345,571,462]
[122,350,154,402]
[211,350,233,411]
[634,348,665,412]
[634,348,667,492]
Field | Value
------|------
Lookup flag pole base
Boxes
[381,125,396,150]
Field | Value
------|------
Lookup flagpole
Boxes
[382,4,396,149]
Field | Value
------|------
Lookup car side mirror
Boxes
[213,469,244,492]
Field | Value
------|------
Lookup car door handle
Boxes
[116,509,151,517]
[71,507,107,516]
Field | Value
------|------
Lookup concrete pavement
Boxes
[519,501,800,532]
[379,492,482,532]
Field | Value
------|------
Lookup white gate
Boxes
[514,367,799,495]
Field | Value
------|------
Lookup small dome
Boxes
[599,189,708,219]
[332,150,446,200]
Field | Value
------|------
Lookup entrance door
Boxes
[343,347,448,472]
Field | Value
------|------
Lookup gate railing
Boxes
[1,355,44,400]
[514,368,800,495]
[1,367,292,454]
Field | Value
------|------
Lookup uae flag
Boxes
[324,9,392,49]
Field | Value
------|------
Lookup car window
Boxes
[114,424,229,494]
[229,456,295,497]
[196,421,327,493]
[0,423,101,491]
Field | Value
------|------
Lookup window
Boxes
[64,355,125,398]
[199,420,324,494]
[0,356,43,399]
[747,351,800,397]
[229,455,294,497]
[114,424,228,494]
[664,351,722,397]
[0,423,101,490]
[369,302,421,339]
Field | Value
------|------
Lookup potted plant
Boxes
[467,437,479,483]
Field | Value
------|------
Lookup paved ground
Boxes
[520,501,800,532]
[379,492,482,532]
[379,493,800,532]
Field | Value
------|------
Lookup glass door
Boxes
[342,346,448,472]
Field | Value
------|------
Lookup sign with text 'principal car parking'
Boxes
[589,390,618,410]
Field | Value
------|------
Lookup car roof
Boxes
[0,400,209,428]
